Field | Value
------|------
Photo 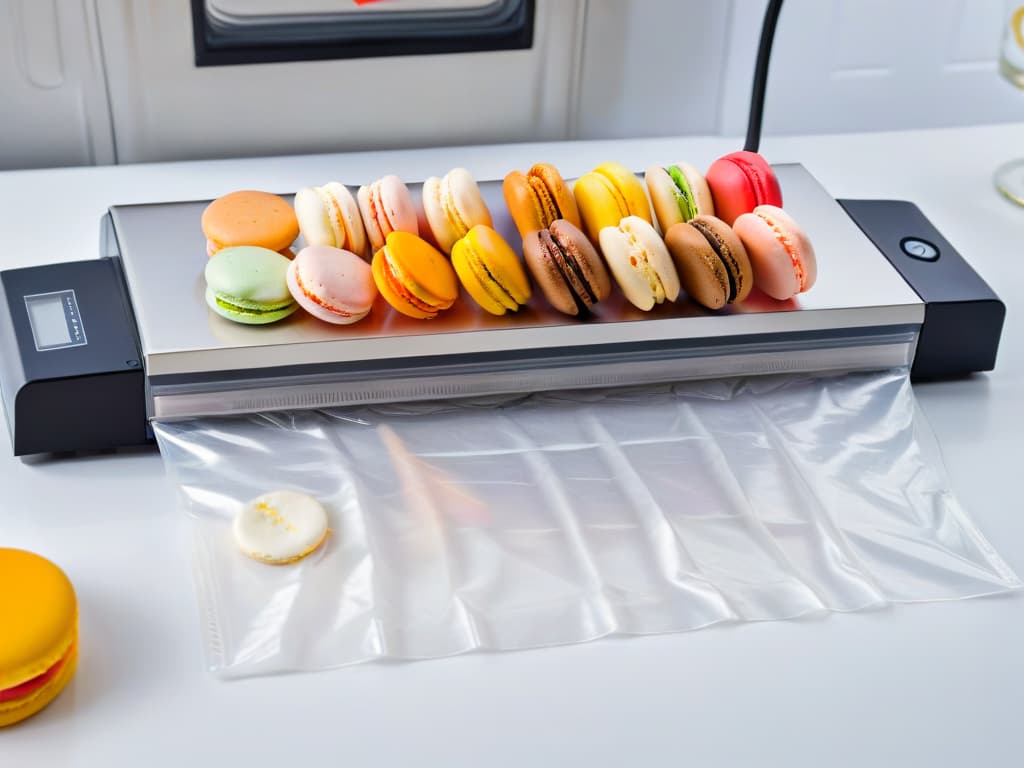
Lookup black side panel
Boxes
[15,371,147,455]
[837,199,1005,379]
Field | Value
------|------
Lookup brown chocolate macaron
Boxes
[523,219,611,316]
[664,215,753,310]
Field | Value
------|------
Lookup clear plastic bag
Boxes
[153,369,1021,678]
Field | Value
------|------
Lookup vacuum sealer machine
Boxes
[0,164,1004,455]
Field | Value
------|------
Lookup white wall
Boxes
[2,0,1024,170]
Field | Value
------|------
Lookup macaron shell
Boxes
[734,205,817,300]
[205,246,294,305]
[646,162,715,231]
[523,229,578,316]
[372,232,458,319]
[551,219,611,305]
[233,490,329,565]
[358,175,418,252]
[574,163,652,244]
[295,183,368,257]
[0,641,78,727]
[201,190,299,254]
[422,169,493,254]
[523,220,610,316]
[372,252,437,320]
[0,549,77,691]
[532,163,580,230]
[664,221,730,310]
[594,163,652,222]
[452,225,530,315]
[288,246,376,325]
[599,216,680,311]
[503,164,580,238]
[691,215,754,304]
[706,151,783,225]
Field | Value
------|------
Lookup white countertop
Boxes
[2,125,1023,766]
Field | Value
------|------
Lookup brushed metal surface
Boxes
[111,164,923,377]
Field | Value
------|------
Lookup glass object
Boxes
[995,5,1024,205]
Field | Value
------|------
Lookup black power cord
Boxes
[744,0,785,153]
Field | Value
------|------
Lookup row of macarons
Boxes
[200,152,817,324]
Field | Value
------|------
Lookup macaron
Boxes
[733,205,817,300]
[451,225,531,315]
[705,151,783,225]
[599,216,681,311]
[205,245,298,325]
[523,219,611,317]
[287,245,377,325]
[372,231,458,319]
[665,215,754,309]
[645,162,714,231]
[201,190,299,258]
[422,168,493,254]
[502,163,581,238]
[573,162,653,245]
[357,175,419,253]
[293,182,368,257]
[233,490,330,565]
[0,549,78,727]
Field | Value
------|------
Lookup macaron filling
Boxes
[368,184,396,236]
[667,165,698,221]
[214,294,295,316]
[690,219,740,302]
[0,642,73,704]
[755,210,806,290]
[594,170,630,218]
[380,249,444,315]
[528,174,560,223]
[467,248,519,311]
[317,187,350,248]
[623,227,669,302]
[542,230,597,309]
[441,176,472,238]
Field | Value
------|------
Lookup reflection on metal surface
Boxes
[113,165,922,378]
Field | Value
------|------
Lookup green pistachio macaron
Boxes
[204,246,298,324]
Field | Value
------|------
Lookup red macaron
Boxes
[705,151,783,225]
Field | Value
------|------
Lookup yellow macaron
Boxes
[573,162,653,244]
[452,225,531,315]
[0,549,78,727]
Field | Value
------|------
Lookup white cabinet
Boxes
[95,0,583,164]
[0,0,114,169]
[719,0,1024,136]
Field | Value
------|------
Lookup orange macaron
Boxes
[371,231,458,319]
[201,190,300,258]
[0,549,78,727]
[503,163,581,239]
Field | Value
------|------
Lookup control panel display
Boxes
[24,290,87,351]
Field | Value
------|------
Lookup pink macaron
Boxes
[357,175,419,253]
[287,245,378,324]
[733,205,817,300]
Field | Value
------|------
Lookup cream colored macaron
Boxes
[599,216,680,311]
[233,490,329,565]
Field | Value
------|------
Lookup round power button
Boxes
[900,237,939,261]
